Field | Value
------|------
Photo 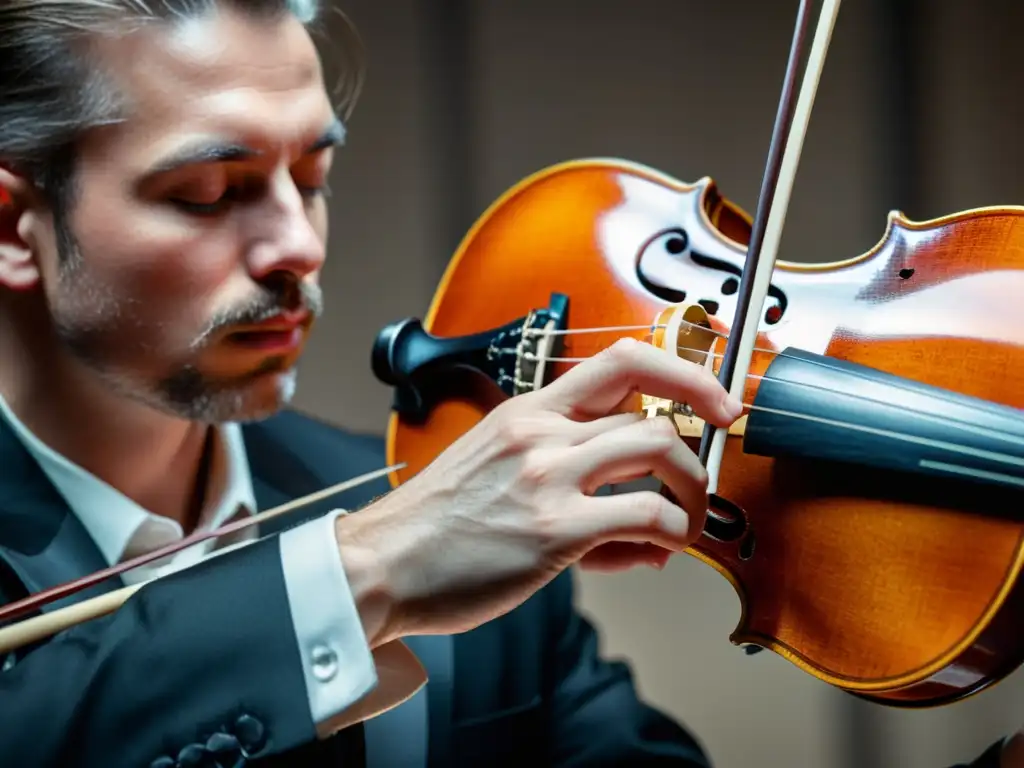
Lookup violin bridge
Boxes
[640,304,747,438]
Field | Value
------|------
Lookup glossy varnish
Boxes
[383,158,1024,707]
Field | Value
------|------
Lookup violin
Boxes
[2,0,1022,715]
[371,0,1024,709]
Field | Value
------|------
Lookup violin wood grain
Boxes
[383,158,1024,707]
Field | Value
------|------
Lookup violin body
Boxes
[372,158,1024,707]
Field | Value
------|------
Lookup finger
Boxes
[579,542,673,572]
[570,489,699,552]
[488,407,645,452]
[562,411,645,444]
[561,415,708,526]
[595,468,655,489]
[536,337,743,426]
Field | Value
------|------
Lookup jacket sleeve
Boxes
[544,570,712,767]
[0,532,371,768]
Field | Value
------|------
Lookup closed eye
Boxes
[171,181,330,217]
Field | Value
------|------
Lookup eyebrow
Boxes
[147,117,346,176]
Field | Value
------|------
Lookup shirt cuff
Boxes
[278,508,378,726]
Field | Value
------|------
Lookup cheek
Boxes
[72,207,240,312]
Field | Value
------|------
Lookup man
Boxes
[0,2,1013,767]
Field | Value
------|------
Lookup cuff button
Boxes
[311,644,339,682]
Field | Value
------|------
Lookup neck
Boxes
[0,299,211,532]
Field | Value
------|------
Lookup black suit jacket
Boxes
[0,408,713,767]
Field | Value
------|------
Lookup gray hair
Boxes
[0,0,364,211]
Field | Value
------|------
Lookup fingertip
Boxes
[649,550,672,570]
[704,396,744,427]
[694,368,743,424]
[725,394,744,420]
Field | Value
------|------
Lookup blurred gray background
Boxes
[294,2,1024,765]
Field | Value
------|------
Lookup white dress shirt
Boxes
[0,395,426,737]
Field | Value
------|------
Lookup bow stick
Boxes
[0,463,404,654]
[700,0,843,495]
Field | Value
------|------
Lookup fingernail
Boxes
[649,555,670,570]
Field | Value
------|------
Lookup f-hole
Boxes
[636,230,689,303]
[635,228,790,326]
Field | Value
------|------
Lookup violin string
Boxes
[736,374,1024,450]
[525,318,773,355]
[526,345,1024,451]
[529,324,669,336]
[532,348,751,364]
[525,317,733,341]
[739,402,1024,473]
[529,314,1024,437]
[535,332,1024,467]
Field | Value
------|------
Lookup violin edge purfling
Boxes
[376,147,1024,708]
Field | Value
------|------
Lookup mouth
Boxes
[226,310,311,353]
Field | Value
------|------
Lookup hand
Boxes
[337,337,743,646]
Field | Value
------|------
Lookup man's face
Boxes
[23,8,340,422]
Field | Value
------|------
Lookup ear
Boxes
[0,165,44,291]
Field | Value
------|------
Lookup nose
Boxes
[243,169,326,282]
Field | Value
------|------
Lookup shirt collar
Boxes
[0,394,257,567]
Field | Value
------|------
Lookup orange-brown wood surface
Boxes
[384,158,1024,706]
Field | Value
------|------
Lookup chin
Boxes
[228,368,299,423]
[153,366,300,424]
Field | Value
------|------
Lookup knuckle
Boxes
[647,415,679,444]
[493,411,541,451]
[501,419,530,450]
[634,416,679,455]
[606,336,643,362]
[517,450,557,488]
[636,490,699,545]
[637,491,675,529]
[695,366,727,399]
[532,502,567,548]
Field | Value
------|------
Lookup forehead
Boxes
[91,7,335,160]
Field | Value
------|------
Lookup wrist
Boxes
[334,512,398,649]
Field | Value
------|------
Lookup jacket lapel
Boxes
[244,423,353,532]
[0,413,454,767]
[0,417,117,612]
